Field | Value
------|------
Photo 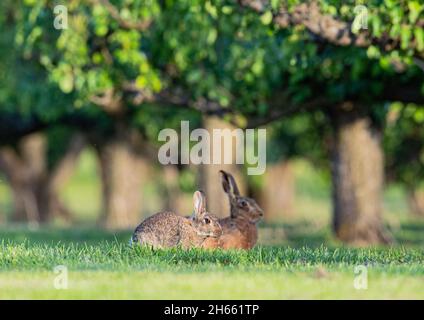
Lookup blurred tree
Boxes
[256,111,329,222]
[17,0,424,242]
[0,0,87,223]
[0,132,85,223]
[385,103,424,217]
[236,0,424,244]
[200,116,247,218]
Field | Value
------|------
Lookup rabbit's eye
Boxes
[204,218,211,224]
[239,200,248,207]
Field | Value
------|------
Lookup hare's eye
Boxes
[239,200,248,207]
[204,218,210,224]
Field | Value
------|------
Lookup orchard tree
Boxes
[20,0,424,243]
[238,0,424,243]
[254,111,329,221]
[17,0,230,226]
[385,103,424,216]
[0,0,117,224]
[0,0,82,223]
[151,0,423,244]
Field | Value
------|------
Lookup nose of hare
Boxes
[207,217,222,237]
[207,215,222,237]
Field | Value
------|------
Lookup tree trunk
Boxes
[96,126,146,229]
[45,134,86,223]
[200,116,246,218]
[258,160,295,222]
[0,133,84,224]
[407,188,424,217]
[330,105,391,245]
[162,165,191,214]
[0,134,46,224]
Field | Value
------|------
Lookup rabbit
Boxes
[202,170,264,250]
[131,190,222,249]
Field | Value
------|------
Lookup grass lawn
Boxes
[0,226,423,299]
[0,156,423,299]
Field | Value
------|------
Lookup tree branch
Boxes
[238,0,424,58]
[122,82,234,117]
[88,0,152,31]
[246,96,329,128]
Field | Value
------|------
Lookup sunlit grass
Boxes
[1,270,423,299]
[1,152,424,299]
[0,233,422,299]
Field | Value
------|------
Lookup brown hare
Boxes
[131,191,222,249]
[202,170,264,250]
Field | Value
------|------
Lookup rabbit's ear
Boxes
[193,190,207,217]
[228,174,240,196]
[220,170,240,196]
[220,170,231,194]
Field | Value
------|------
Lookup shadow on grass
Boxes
[391,220,424,246]
[0,225,132,244]
[0,219,423,248]
[260,219,424,248]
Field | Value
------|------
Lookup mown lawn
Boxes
[1,157,423,299]
[0,226,423,299]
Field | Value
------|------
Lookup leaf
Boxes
[205,2,217,19]
[252,59,263,75]
[207,29,217,44]
[136,75,147,88]
[151,76,162,92]
[271,0,280,10]
[413,108,424,123]
[414,28,424,52]
[400,25,412,50]
[221,6,232,15]
[59,72,74,93]
[408,1,423,24]
[260,11,273,25]
[366,45,380,59]
[371,15,382,38]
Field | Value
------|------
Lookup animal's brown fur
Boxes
[132,191,222,249]
[202,171,263,250]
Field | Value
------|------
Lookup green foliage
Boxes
[17,0,423,123]
[266,112,329,165]
[1,0,423,189]
[131,106,201,145]
[45,126,75,169]
[384,103,424,188]
[19,0,162,107]
[0,0,74,125]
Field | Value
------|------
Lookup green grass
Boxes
[1,154,423,299]
[0,226,423,299]
[1,270,423,299]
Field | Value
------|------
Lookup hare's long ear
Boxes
[220,170,231,194]
[228,174,240,196]
[220,170,240,196]
[193,190,207,218]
